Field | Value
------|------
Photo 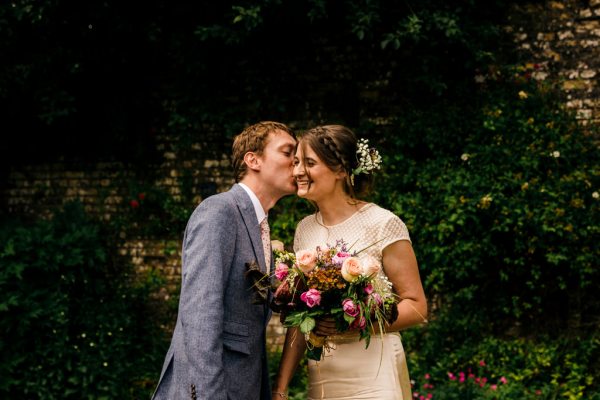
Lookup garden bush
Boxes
[0,202,169,399]
[367,65,600,398]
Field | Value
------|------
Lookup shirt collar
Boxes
[238,183,266,224]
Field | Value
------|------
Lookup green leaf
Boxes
[300,316,316,334]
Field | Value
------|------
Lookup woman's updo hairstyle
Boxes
[299,125,374,199]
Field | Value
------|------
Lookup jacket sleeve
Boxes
[179,196,237,400]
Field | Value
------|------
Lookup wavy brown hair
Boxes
[232,121,295,182]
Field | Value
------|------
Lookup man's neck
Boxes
[239,178,278,213]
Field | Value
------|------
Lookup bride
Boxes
[272,125,428,400]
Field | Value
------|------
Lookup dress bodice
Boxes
[293,203,411,273]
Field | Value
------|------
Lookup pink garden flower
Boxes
[300,289,321,308]
[274,263,289,280]
[296,249,318,273]
[341,257,363,282]
[361,254,381,276]
[342,298,360,317]
[332,251,351,265]
[350,315,367,330]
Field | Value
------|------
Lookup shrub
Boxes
[373,65,599,337]
[0,202,168,399]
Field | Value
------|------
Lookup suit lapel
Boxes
[231,184,267,273]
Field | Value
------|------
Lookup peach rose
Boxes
[361,255,381,277]
[296,249,318,273]
[271,240,285,252]
[341,257,363,282]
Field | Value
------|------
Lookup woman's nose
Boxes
[293,163,303,177]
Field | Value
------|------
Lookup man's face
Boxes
[257,130,297,196]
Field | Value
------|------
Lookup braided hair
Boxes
[298,125,373,199]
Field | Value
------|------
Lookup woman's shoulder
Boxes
[361,203,401,222]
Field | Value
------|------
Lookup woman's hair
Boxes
[232,121,295,182]
[298,125,373,199]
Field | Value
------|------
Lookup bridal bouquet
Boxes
[271,239,399,361]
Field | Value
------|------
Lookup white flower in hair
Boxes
[352,138,382,181]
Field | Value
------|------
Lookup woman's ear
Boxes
[243,151,261,172]
[336,168,347,180]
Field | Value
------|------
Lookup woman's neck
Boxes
[316,195,365,226]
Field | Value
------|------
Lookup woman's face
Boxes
[293,142,345,202]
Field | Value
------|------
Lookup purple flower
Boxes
[300,289,321,308]
[342,298,360,317]
[364,283,374,294]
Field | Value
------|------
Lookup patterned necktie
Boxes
[260,217,271,274]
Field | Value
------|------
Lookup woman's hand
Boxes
[313,316,339,336]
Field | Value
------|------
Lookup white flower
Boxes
[593,191,599,199]
[461,153,470,161]
[353,138,382,177]
[552,151,560,158]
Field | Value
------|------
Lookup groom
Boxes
[152,121,297,400]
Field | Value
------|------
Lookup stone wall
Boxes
[509,0,600,125]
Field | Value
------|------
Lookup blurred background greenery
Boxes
[1,0,599,399]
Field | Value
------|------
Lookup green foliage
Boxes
[406,331,600,399]
[373,66,599,337]
[270,195,313,247]
[110,183,192,238]
[0,202,169,399]
[0,0,510,166]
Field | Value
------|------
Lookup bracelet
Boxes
[272,391,288,399]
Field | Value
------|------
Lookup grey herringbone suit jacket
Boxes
[152,184,272,400]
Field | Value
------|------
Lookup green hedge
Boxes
[0,202,168,399]
[368,66,600,398]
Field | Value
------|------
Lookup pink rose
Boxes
[296,249,318,273]
[274,263,289,280]
[350,315,367,330]
[342,298,360,317]
[300,288,321,308]
[364,283,374,294]
[341,257,363,282]
[332,251,351,265]
[361,255,381,277]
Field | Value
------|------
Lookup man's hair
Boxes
[232,121,295,182]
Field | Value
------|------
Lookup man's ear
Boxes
[243,151,261,172]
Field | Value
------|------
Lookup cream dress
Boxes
[293,203,413,400]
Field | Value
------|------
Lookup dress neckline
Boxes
[316,202,374,228]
